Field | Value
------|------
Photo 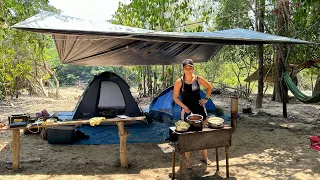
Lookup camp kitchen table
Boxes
[6,116,145,171]
[159,125,232,180]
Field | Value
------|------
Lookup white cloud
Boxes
[49,0,129,21]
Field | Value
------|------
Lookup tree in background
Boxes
[0,0,59,99]
[111,0,195,96]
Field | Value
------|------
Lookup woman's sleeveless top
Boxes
[180,75,201,109]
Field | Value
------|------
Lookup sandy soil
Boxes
[0,87,320,180]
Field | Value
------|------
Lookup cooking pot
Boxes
[186,114,203,131]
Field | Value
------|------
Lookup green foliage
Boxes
[0,0,59,98]
[52,62,138,87]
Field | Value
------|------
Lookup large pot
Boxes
[186,114,203,131]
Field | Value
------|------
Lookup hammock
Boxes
[283,71,320,103]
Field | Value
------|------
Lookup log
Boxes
[12,129,20,171]
[116,121,128,168]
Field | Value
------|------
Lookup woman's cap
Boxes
[182,59,194,67]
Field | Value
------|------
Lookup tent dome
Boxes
[73,71,143,119]
[148,86,216,123]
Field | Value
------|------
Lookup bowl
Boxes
[175,121,190,132]
[208,117,224,129]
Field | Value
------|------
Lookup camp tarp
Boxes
[12,11,316,66]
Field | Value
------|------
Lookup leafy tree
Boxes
[0,0,59,99]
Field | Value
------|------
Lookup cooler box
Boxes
[47,126,75,144]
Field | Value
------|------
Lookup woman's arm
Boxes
[173,79,190,113]
[198,75,213,106]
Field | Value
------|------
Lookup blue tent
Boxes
[148,86,216,123]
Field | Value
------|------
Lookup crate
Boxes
[47,126,75,144]
[8,114,29,128]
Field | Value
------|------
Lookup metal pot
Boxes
[186,114,203,131]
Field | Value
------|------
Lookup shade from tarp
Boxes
[12,11,316,66]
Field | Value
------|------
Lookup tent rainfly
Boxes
[12,11,316,66]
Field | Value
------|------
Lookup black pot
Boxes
[186,114,203,131]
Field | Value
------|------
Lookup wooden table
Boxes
[7,116,145,171]
[168,126,232,179]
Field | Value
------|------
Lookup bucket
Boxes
[186,114,203,131]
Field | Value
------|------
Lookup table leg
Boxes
[172,152,175,180]
[12,129,20,172]
[116,121,129,168]
[179,152,183,180]
[215,148,219,172]
[225,146,229,178]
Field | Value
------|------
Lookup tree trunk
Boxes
[313,72,320,96]
[256,0,265,108]
[143,66,146,97]
[39,78,48,97]
[171,65,174,86]
[2,62,7,99]
[273,56,282,101]
[11,76,20,99]
[162,65,165,90]
[275,0,289,118]
[153,66,157,97]
[44,64,60,99]
[273,0,289,103]
[147,66,152,96]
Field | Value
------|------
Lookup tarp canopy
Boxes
[12,11,316,66]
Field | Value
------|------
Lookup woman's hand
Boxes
[199,99,208,106]
[183,106,191,114]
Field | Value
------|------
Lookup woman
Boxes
[173,59,213,169]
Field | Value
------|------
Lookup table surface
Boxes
[170,125,232,134]
[170,125,233,152]
[5,116,146,130]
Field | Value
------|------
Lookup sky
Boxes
[49,0,129,22]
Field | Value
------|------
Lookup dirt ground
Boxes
[0,87,320,180]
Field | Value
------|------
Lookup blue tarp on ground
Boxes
[73,122,170,145]
[55,112,171,144]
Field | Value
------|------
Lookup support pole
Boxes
[116,121,128,168]
[215,148,219,172]
[231,96,238,133]
[179,152,183,180]
[225,146,229,178]
[12,129,20,172]
[171,152,175,180]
